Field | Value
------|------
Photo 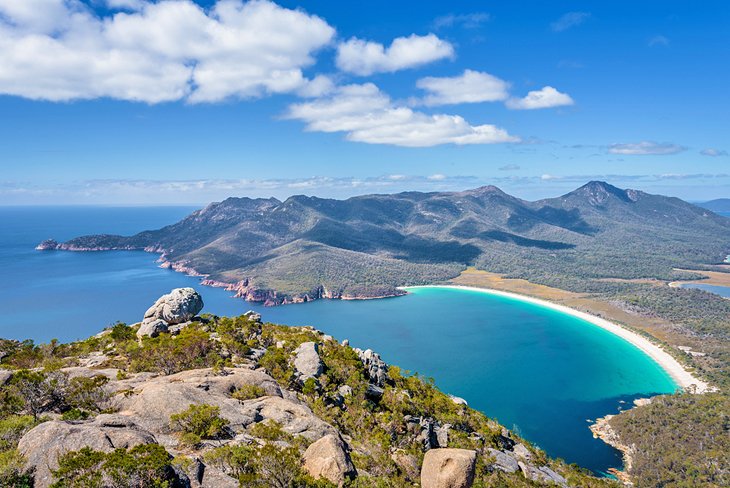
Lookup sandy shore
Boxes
[402,285,712,394]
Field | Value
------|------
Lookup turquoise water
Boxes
[0,206,678,475]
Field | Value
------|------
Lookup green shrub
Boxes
[248,420,291,442]
[231,384,267,401]
[0,415,38,451]
[51,444,175,488]
[66,375,110,412]
[61,408,90,421]
[170,404,229,441]
[0,449,34,488]
[7,370,68,419]
[129,327,221,375]
[109,323,135,343]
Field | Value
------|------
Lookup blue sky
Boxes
[0,0,728,204]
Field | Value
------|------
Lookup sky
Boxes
[0,0,728,204]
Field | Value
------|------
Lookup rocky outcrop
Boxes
[35,239,60,250]
[354,348,389,387]
[114,368,334,446]
[302,434,356,485]
[137,288,204,338]
[17,414,159,488]
[143,287,204,325]
[487,448,519,473]
[518,462,568,486]
[421,448,477,488]
[293,342,324,380]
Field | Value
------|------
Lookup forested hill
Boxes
[698,198,730,213]
[41,181,730,304]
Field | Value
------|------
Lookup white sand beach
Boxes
[403,285,712,394]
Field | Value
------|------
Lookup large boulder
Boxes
[487,448,520,473]
[17,415,158,488]
[302,434,357,485]
[293,342,323,380]
[143,288,204,325]
[421,448,477,488]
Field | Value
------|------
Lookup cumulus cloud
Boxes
[416,70,509,106]
[608,141,686,155]
[286,83,519,147]
[0,0,335,103]
[550,12,591,32]
[335,34,454,76]
[700,148,728,157]
[506,86,574,110]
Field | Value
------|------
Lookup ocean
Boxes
[0,206,679,475]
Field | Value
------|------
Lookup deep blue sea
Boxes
[0,206,679,475]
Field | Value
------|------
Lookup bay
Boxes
[0,206,677,475]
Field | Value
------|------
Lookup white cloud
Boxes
[700,148,728,157]
[550,12,591,32]
[286,83,519,147]
[506,86,574,110]
[416,70,509,106]
[648,35,670,47]
[0,0,335,103]
[433,13,490,30]
[335,34,454,76]
[608,141,686,155]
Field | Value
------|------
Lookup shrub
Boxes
[51,444,175,488]
[129,327,221,375]
[0,415,38,451]
[231,384,267,401]
[66,375,110,412]
[7,370,68,419]
[170,404,229,443]
[0,449,34,488]
[109,323,135,343]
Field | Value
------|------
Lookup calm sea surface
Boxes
[0,206,678,475]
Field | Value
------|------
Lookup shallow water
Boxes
[679,283,730,298]
[0,206,678,475]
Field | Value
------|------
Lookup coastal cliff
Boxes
[0,288,614,487]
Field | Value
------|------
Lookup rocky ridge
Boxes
[0,289,613,487]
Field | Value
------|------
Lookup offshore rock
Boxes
[421,448,477,488]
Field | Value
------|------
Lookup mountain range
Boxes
[39,181,730,305]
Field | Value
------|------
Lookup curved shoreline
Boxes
[402,284,712,394]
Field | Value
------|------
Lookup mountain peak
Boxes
[564,181,633,205]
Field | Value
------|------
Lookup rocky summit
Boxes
[0,289,615,487]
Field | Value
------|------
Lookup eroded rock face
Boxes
[487,448,520,473]
[421,448,477,488]
[17,415,158,488]
[302,434,356,485]
[143,288,204,325]
[293,342,324,380]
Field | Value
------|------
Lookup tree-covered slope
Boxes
[42,181,730,304]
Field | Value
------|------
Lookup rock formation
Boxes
[137,288,204,338]
[420,448,477,488]
[302,434,357,485]
[18,414,160,488]
[293,342,324,380]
